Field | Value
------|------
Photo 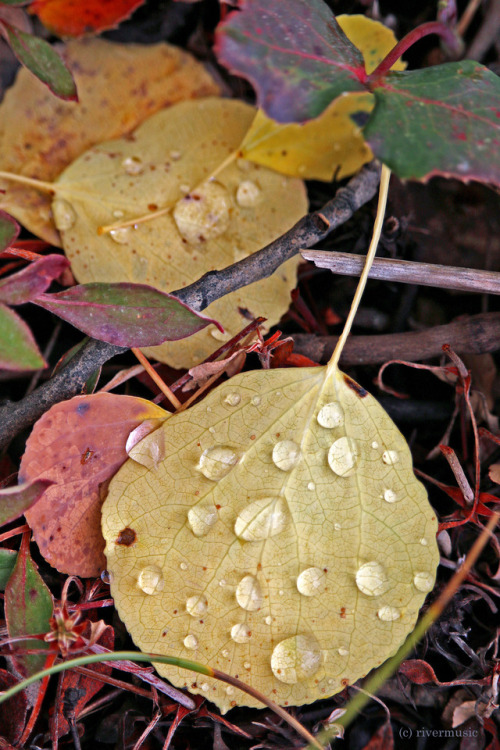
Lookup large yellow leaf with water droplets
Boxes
[240,15,406,181]
[0,38,220,246]
[101,364,439,713]
[52,97,307,369]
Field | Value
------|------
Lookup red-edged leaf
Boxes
[30,0,147,37]
[51,623,114,738]
[0,303,46,370]
[215,0,366,122]
[0,254,69,305]
[0,669,28,745]
[400,659,440,685]
[0,549,17,591]
[0,479,52,527]
[34,282,222,347]
[364,62,500,186]
[20,393,167,577]
[0,21,77,100]
[4,534,53,677]
[361,719,394,750]
[0,211,19,253]
[0,241,50,261]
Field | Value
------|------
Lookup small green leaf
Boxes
[0,21,77,100]
[364,62,500,186]
[0,479,52,528]
[215,0,366,122]
[34,282,222,348]
[0,550,17,591]
[0,303,46,371]
[5,535,53,677]
[0,211,19,252]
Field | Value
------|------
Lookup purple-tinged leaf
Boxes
[5,534,53,677]
[0,254,69,305]
[34,282,223,347]
[215,0,366,122]
[0,549,17,591]
[0,479,52,528]
[364,62,500,186]
[0,669,28,746]
[0,20,77,100]
[0,303,46,370]
[0,211,19,253]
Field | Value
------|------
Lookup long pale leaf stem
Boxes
[327,163,391,374]
[0,171,56,194]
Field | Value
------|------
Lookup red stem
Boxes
[368,21,459,81]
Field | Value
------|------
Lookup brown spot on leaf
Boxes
[343,374,368,398]
[116,527,137,546]
[80,447,95,465]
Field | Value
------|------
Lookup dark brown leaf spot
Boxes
[343,374,368,398]
[115,527,137,546]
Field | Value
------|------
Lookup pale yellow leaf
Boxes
[0,38,219,245]
[240,15,405,181]
[102,364,439,713]
[52,97,307,369]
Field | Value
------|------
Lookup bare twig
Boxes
[302,249,500,295]
[292,312,500,365]
[0,163,381,449]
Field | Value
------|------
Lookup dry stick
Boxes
[292,312,500,366]
[0,161,381,450]
[302,249,500,295]
[131,348,182,411]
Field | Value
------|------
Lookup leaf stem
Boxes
[0,171,56,194]
[327,163,391,373]
[368,21,460,81]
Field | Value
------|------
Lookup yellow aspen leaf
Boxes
[101,364,439,713]
[0,38,219,246]
[52,98,307,368]
[240,15,405,181]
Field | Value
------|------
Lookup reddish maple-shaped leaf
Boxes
[34,282,222,347]
[364,62,500,186]
[20,393,167,577]
[0,254,69,305]
[215,0,366,122]
[30,0,147,37]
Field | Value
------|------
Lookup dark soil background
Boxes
[0,0,499,748]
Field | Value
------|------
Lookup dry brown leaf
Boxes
[53,97,308,368]
[0,38,219,245]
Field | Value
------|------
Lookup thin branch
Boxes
[0,163,381,449]
[302,249,500,295]
[292,312,500,365]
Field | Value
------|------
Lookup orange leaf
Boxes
[30,0,147,37]
[19,393,167,577]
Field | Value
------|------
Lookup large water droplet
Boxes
[122,155,144,175]
[187,505,218,537]
[224,392,241,407]
[236,180,261,207]
[234,497,289,541]
[296,567,326,596]
[383,488,398,503]
[183,634,198,649]
[236,575,262,611]
[328,437,358,477]
[317,402,344,428]
[173,181,231,244]
[270,634,323,684]
[355,561,389,597]
[382,450,399,465]
[110,227,131,244]
[52,199,76,231]
[197,446,238,481]
[210,326,231,342]
[413,572,434,593]
[272,440,300,471]
[186,594,208,617]
[377,605,400,622]
[137,565,164,595]
[231,623,252,643]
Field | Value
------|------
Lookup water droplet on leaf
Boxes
[184,634,198,649]
[173,181,231,244]
[317,402,344,428]
[234,497,289,541]
[270,634,323,684]
[272,440,300,471]
[224,392,241,407]
[413,572,434,593]
[355,561,389,597]
[52,199,76,231]
[186,594,208,617]
[231,623,252,643]
[110,227,131,244]
[197,446,239,481]
[377,605,400,621]
[296,567,326,596]
[236,575,262,611]
[187,505,218,537]
[137,565,164,595]
[236,180,261,207]
[382,450,399,465]
[328,437,358,477]
[383,488,398,503]
[122,156,144,175]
